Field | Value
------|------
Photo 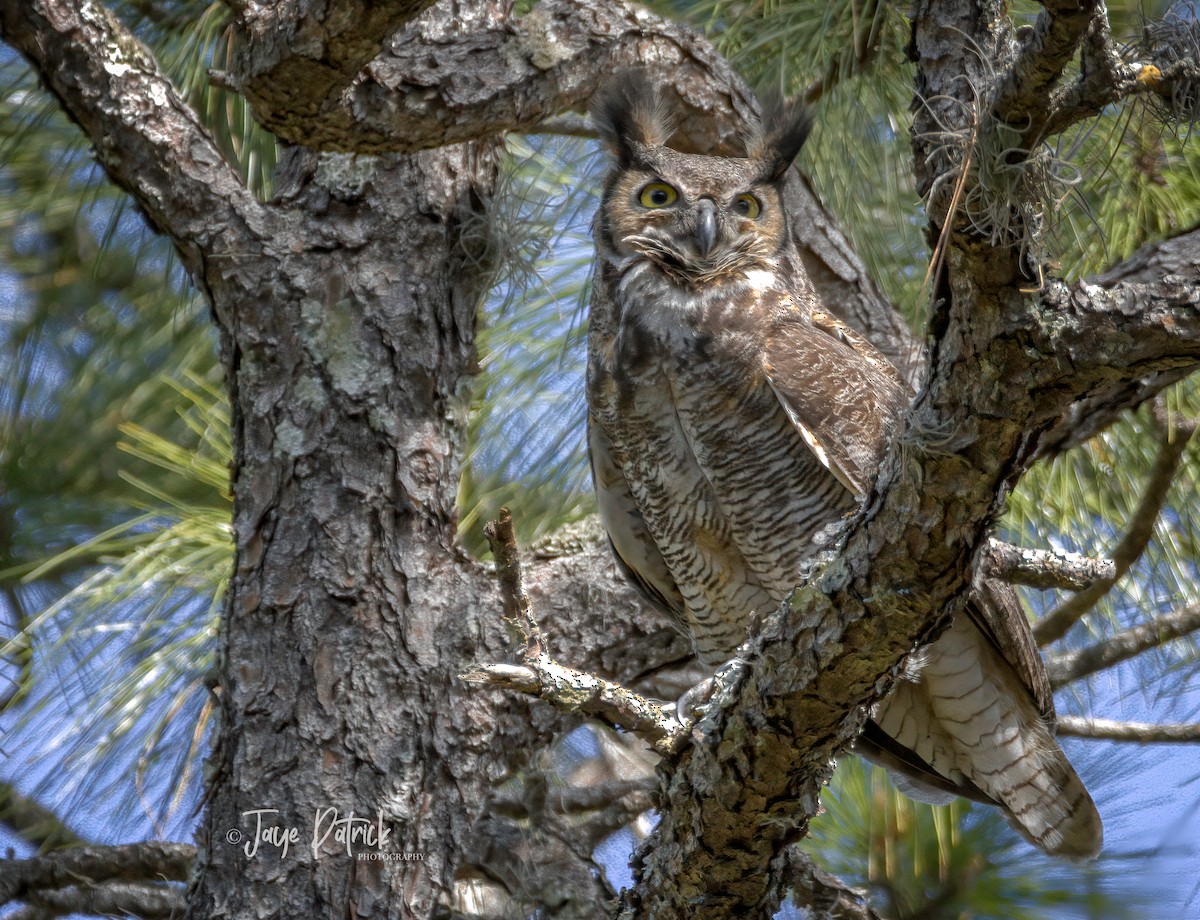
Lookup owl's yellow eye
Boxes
[638,182,678,208]
[734,194,762,219]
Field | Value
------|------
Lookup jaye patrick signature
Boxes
[229,807,392,859]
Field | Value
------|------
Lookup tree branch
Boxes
[0,841,193,906]
[455,787,619,920]
[994,3,1194,141]
[1046,602,1200,688]
[1033,277,1200,382]
[1035,225,1200,455]
[785,851,885,920]
[228,0,757,154]
[983,540,1115,591]
[993,0,1101,135]
[228,0,437,138]
[487,777,655,850]
[18,881,183,920]
[462,659,681,751]
[464,510,684,752]
[1097,223,1200,287]
[1056,716,1200,742]
[1038,3,1128,134]
[1035,406,1197,645]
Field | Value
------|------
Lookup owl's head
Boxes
[591,76,810,285]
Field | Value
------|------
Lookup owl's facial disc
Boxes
[601,147,787,284]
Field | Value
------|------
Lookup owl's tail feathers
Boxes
[979,718,1104,860]
[863,615,1104,859]
[860,698,1103,859]
[919,618,1104,860]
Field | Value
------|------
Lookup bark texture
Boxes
[3,0,1200,917]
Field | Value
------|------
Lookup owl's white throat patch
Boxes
[742,268,776,292]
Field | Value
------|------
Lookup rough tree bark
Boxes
[2,0,1199,918]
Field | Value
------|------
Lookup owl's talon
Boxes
[676,677,716,720]
[677,658,749,719]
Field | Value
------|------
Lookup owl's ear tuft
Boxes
[750,95,812,182]
[591,75,676,165]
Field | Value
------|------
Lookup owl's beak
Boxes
[695,199,719,258]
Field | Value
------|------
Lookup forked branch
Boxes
[462,509,685,753]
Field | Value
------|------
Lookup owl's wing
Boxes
[968,575,1056,723]
[766,304,1052,711]
[588,416,686,618]
[763,306,908,498]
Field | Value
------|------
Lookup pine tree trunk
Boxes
[183,142,480,916]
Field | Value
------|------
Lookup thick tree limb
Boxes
[230,0,757,155]
[1035,224,1200,455]
[1046,603,1200,688]
[994,3,1192,148]
[0,843,193,901]
[1036,406,1197,645]
[1044,56,1191,138]
[0,0,272,299]
[1097,224,1200,287]
[229,0,437,137]
[1032,276,1200,379]
[1056,716,1200,742]
[984,540,1115,591]
[990,0,1200,143]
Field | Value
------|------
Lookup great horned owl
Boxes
[585,76,1102,859]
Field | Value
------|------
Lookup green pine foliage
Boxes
[456,134,600,555]
[808,758,1140,920]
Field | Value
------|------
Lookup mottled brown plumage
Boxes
[586,76,1102,858]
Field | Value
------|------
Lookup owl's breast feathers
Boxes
[588,254,900,656]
